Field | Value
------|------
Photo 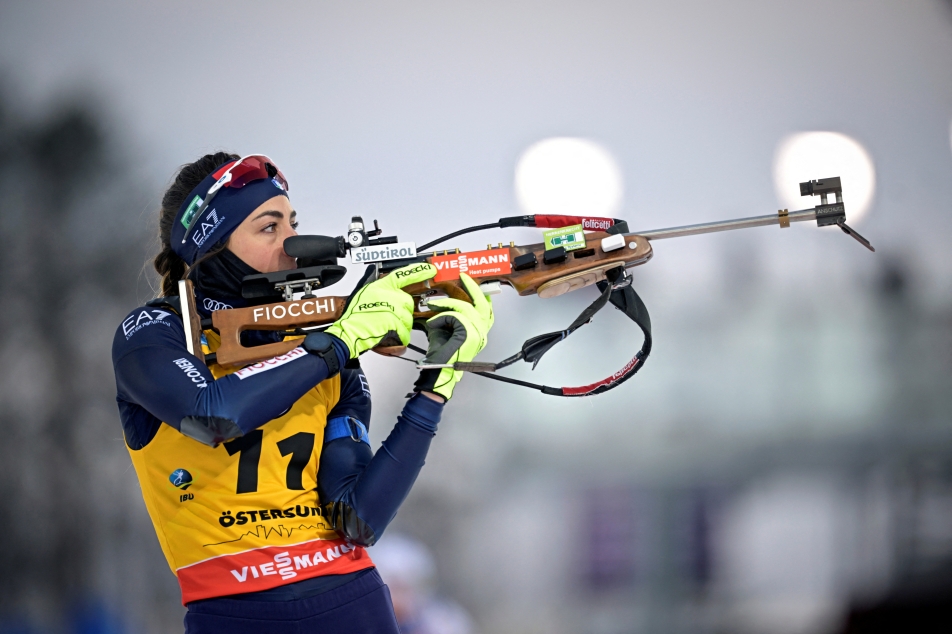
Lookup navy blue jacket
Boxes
[112,300,443,550]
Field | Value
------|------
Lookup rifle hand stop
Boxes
[800,177,874,252]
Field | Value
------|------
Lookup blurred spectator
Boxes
[372,534,475,634]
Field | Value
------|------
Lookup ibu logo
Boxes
[169,469,194,490]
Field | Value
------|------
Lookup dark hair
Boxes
[154,152,239,296]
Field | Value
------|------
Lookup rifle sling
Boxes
[409,266,653,398]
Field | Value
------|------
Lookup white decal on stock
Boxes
[252,298,336,322]
[234,347,307,380]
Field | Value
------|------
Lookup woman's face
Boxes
[226,195,299,273]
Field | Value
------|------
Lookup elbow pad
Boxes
[180,416,243,447]
[323,501,378,547]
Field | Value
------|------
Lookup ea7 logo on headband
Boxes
[191,208,225,247]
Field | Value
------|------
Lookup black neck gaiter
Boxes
[190,249,284,347]
[192,248,259,308]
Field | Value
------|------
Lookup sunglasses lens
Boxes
[223,156,289,192]
[227,156,268,188]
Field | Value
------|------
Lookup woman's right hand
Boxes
[326,263,437,359]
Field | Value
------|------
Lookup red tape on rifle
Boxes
[533,215,620,231]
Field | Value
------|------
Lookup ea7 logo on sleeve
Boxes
[122,309,173,340]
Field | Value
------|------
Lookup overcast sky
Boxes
[2,0,949,244]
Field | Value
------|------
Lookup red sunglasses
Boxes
[181,154,289,245]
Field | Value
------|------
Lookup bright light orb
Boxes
[773,131,876,224]
[515,137,623,217]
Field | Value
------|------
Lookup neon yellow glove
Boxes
[414,273,494,400]
[327,263,436,359]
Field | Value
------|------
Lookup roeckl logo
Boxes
[191,208,225,247]
[122,309,173,339]
[394,264,430,278]
[357,301,393,311]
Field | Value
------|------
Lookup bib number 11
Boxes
[224,431,315,494]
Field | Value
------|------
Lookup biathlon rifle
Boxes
[178,176,873,397]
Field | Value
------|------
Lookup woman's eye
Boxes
[262,223,277,233]
[290,221,299,230]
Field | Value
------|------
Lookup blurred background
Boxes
[1,1,951,632]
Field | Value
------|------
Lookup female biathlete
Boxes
[111,153,493,633]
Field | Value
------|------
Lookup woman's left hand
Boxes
[414,273,494,401]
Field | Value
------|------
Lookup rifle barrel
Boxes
[637,207,816,240]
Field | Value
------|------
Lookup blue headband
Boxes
[170,168,289,265]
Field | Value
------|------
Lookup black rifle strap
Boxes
[405,266,652,397]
